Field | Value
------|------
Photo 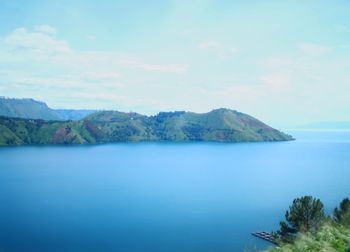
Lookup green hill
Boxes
[0,97,61,120]
[0,97,96,120]
[0,108,293,146]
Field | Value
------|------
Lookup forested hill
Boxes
[0,108,293,146]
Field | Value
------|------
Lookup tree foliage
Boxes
[278,196,326,241]
[334,198,350,227]
[271,197,350,251]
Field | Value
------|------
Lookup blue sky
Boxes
[0,0,350,126]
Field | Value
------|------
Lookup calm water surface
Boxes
[0,130,350,252]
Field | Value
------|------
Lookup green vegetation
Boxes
[0,97,96,120]
[268,197,350,252]
[278,196,326,242]
[334,199,350,227]
[0,97,61,120]
[0,108,293,146]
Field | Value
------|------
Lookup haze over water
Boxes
[1,130,350,252]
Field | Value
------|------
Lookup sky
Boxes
[0,0,350,127]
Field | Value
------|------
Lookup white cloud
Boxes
[334,24,349,33]
[86,35,96,41]
[4,27,71,54]
[198,40,238,59]
[1,26,188,74]
[260,57,292,69]
[259,73,291,92]
[137,63,188,73]
[298,42,332,57]
[83,71,121,80]
[212,84,261,98]
[13,72,126,90]
[0,25,191,111]
[13,76,87,89]
[199,40,221,49]
[34,24,57,35]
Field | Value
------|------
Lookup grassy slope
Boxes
[0,109,293,146]
[0,97,96,121]
[267,224,350,252]
[0,98,61,120]
[153,109,291,142]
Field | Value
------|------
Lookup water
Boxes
[0,130,349,252]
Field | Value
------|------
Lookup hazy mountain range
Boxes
[0,97,293,146]
[0,97,96,120]
[291,121,350,129]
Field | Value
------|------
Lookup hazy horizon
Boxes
[1,0,350,127]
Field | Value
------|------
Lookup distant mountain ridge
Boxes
[54,109,97,120]
[293,121,350,129]
[0,97,96,120]
[0,107,293,146]
[0,97,60,120]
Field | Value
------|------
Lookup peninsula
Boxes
[0,103,293,146]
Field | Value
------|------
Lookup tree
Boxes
[334,198,350,227]
[278,196,326,240]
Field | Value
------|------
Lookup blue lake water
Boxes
[0,130,350,252]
